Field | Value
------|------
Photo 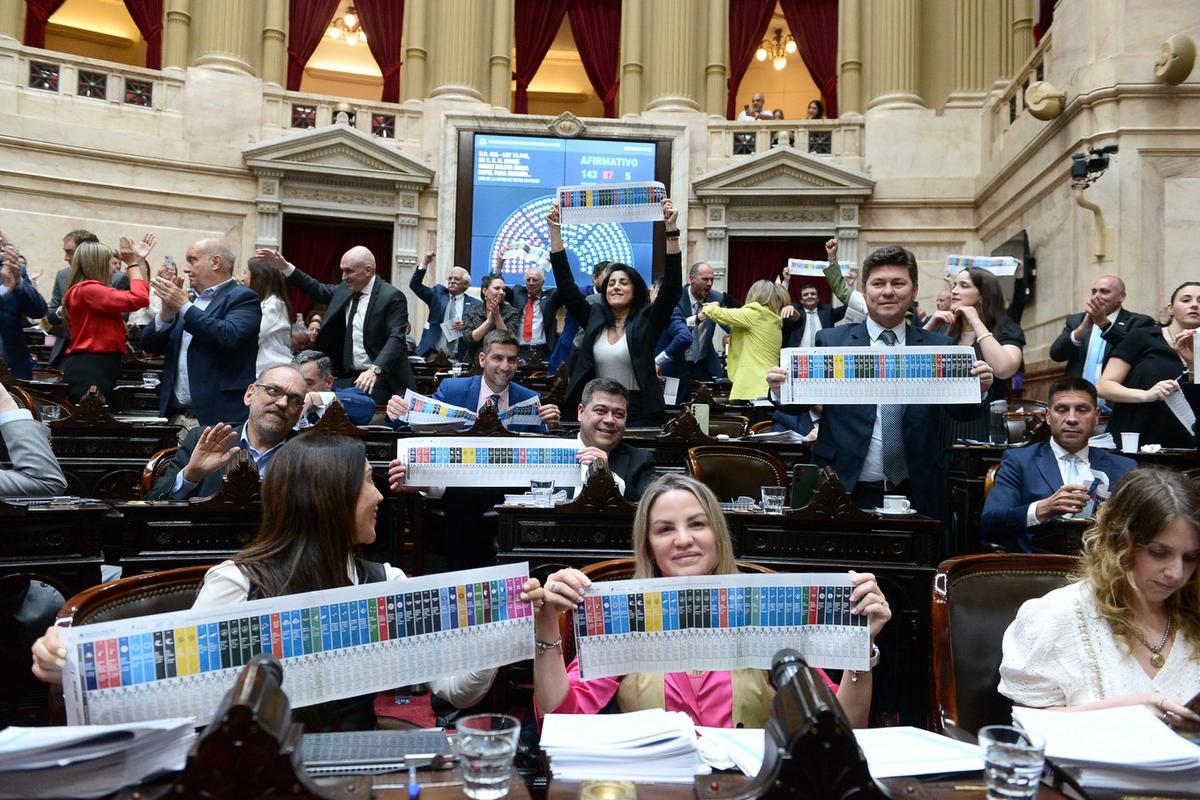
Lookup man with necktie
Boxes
[509,265,561,362]
[679,261,740,382]
[781,284,839,348]
[1049,275,1154,410]
[409,250,480,358]
[257,245,414,404]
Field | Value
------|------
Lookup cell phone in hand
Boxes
[1187,689,1200,714]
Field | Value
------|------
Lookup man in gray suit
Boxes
[0,382,67,497]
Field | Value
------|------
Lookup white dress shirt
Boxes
[858,317,907,483]
[347,275,375,371]
[156,277,236,409]
[574,433,626,495]
[800,308,823,348]
[476,377,510,413]
[1024,440,1097,526]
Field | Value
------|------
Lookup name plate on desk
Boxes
[573,573,870,680]
[398,437,582,488]
[778,346,981,405]
[61,563,534,726]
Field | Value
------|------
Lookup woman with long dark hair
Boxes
[243,256,293,374]
[1098,282,1200,448]
[61,239,149,403]
[548,199,682,426]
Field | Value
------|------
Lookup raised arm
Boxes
[546,204,594,329]
[409,251,437,305]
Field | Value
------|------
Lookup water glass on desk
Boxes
[760,485,786,515]
[530,479,555,508]
[454,713,520,799]
[141,371,160,389]
[978,725,1045,799]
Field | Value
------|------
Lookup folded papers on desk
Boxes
[541,709,709,783]
[0,718,194,799]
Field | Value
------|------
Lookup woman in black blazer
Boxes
[547,199,682,426]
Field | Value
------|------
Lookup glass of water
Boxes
[760,485,786,515]
[40,405,65,426]
[454,713,520,799]
[141,371,160,388]
[530,479,555,508]
[978,725,1045,800]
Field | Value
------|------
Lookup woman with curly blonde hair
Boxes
[999,467,1200,729]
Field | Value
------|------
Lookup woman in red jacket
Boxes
[61,238,150,403]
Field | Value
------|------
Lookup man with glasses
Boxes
[146,364,306,500]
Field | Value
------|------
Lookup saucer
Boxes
[874,507,917,516]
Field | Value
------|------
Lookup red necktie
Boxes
[522,294,536,342]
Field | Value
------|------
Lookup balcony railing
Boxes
[707,118,865,168]
[989,35,1051,154]
[12,47,183,114]
[263,88,422,146]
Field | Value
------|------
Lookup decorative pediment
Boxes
[693,146,873,201]
[243,123,435,187]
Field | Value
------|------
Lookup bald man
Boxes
[1049,275,1155,398]
[257,245,414,403]
[409,250,480,358]
[140,238,262,426]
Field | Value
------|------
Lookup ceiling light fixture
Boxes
[755,27,797,71]
[326,6,367,47]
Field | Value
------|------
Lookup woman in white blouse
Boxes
[999,467,1200,729]
[244,256,294,374]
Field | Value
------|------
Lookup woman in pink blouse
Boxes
[533,474,891,729]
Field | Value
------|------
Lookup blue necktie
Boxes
[878,329,909,486]
[1082,326,1109,411]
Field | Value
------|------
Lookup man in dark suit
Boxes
[981,377,1137,552]
[768,245,995,525]
[679,261,740,381]
[508,265,561,361]
[650,279,693,404]
[1048,276,1155,403]
[139,238,261,427]
[782,284,839,348]
[409,251,480,358]
[575,377,655,501]
[293,350,376,426]
[146,364,305,500]
[258,245,414,404]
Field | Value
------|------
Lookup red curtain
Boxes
[779,0,838,118]
[23,0,66,48]
[726,0,775,120]
[123,0,163,70]
[1033,0,1054,44]
[727,237,830,305]
[280,219,393,314]
[355,0,404,103]
[514,0,571,113]
[286,0,341,91]
[567,0,621,117]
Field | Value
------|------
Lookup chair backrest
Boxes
[749,420,773,434]
[558,557,775,665]
[57,564,212,627]
[983,463,1000,498]
[707,414,750,438]
[686,445,789,501]
[141,445,179,497]
[931,553,1077,735]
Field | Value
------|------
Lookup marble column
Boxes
[644,0,702,112]
[618,0,644,116]
[427,0,490,102]
[189,0,259,75]
[403,0,427,101]
[163,0,191,70]
[261,0,287,86]
[703,0,726,117]
[838,0,863,115]
[946,0,989,107]
[488,0,513,110]
[866,0,923,109]
[1012,0,1034,70]
[0,0,22,42]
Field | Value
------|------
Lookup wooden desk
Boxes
[0,497,108,600]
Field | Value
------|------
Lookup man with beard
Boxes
[146,364,305,500]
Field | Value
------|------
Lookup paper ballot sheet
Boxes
[399,436,582,488]
[402,389,543,432]
[573,573,870,680]
[778,346,982,405]
[944,255,1020,276]
[61,563,534,727]
[557,181,667,224]
[787,259,856,278]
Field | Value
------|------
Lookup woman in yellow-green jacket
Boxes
[701,279,790,401]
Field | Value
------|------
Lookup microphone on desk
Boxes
[770,647,808,689]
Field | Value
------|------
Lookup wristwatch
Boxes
[370,365,382,375]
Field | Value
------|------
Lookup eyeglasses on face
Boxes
[254,382,305,408]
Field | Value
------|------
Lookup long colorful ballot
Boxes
[557,181,666,224]
[60,563,534,726]
[786,259,856,278]
[573,573,870,680]
[944,255,1020,276]
[778,346,981,405]
[401,389,542,431]
[398,436,583,488]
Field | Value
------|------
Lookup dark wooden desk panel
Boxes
[0,499,107,600]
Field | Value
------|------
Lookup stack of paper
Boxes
[1013,706,1200,792]
[541,709,710,783]
[0,718,195,799]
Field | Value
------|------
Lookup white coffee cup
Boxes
[882,495,911,513]
[1120,432,1140,453]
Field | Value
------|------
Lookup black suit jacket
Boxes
[507,285,563,351]
[1048,308,1156,379]
[608,441,655,501]
[782,304,837,348]
[677,288,741,379]
[807,323,983,523]
[146,422,238,500]
[285,269,414,395]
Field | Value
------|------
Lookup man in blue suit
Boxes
[768,245,995,528]
[651,278,693,404]
[293,350,376,426]
[781,284,841,348]
[409,251,480,358]
[981,377,1137,552]
[140,238,261,427]
[0,244,48,379]
[679,261,740,381]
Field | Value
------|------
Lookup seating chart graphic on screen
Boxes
[470,134,659,289]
